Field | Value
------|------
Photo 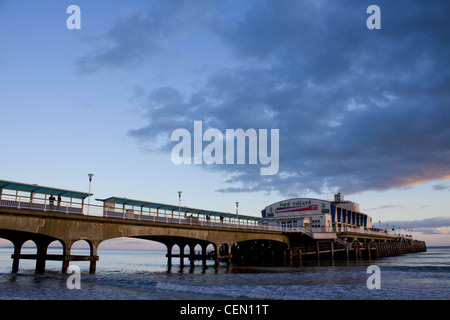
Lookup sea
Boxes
[0,246,449,309]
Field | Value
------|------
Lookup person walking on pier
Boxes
[49,195,55,211]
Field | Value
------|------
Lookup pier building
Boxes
[261,193,374,233]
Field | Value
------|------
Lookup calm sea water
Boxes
[0,246,449,300]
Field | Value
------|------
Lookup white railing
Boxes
[0,193,279,232]
[0,195,87,215]
[306,226,410,239]
[0,193,402,238]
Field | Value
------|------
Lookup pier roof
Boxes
[97,196,263,221]
[0,179,92,199]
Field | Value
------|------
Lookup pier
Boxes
[0,179,426,273]
[283,236,427,266]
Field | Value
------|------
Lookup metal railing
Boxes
[0,196,85,215]
[0,193,402,238]
[0,193,281,232]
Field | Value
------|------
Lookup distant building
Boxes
[261,193,373,231]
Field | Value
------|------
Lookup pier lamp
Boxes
[236,202,239,224]
[178,191,182,216]
[87,173,94,215]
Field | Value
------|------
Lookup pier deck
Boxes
[0,179,426,273]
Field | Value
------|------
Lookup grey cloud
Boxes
[75,14,167,73]
[366,204,407,211]
[382,217,450,235]
[432,183,450,191]
[124,0,450,196]
[74,0,218,73]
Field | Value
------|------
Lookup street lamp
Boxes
[87,173,94,215]
[178,191,182,217]
[236,202,239,225]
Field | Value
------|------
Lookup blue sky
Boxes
[1,0,449,247]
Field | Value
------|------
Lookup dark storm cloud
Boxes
[89,0,450,196]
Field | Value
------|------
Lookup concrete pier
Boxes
[0,206,288,273]
[0,199,426,273]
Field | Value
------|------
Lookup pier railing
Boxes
[0,192,274,230]
[0,193,404,239]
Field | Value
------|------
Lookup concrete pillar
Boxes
[316,241,320,260]
[330,241,334,260]
[201,243,208,268]
[179,243,185,268]
[346,244,350,260]
[89,242,99,274]
[214,243,220,267]
[12,239,25,273]
[226,243,232,265]
[214,243,232,266]
[35,239,51,274]
[61,241,73,273]
[166,243,173,270]
[189,243,196,268]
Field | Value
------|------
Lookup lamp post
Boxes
[178,191,182,218]
[87,173,94,215]
[236,201,239,225]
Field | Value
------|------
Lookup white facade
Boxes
[263,198,332,229]
[262,194,373,230]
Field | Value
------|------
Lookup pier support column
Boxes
[330,241,335,260]
[316,242,320,260]
[166,243,173,270]
[215,243,231,266]
[89,242,99,274]
[62,240,73,273]
[226,243,232,265]
[11,239,26,273]
[35,239,51,274]
[201,243,208,268]
[179,243,185,268]
[189,243,196,268]
[214,243,220,267]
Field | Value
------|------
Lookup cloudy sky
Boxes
[0,0,449,246]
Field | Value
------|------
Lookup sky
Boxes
[0,0,449,248]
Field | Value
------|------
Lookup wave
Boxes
[154,281,315,300]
